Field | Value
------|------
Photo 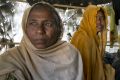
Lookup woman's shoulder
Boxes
[0,46,23,63]
[61,42,80,55]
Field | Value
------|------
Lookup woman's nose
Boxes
[97,18,102,25]
[37,25,45,34]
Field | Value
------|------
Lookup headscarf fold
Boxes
[71,5,115,80]
[105,5,118,47]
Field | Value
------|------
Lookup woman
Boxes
[71,5,115,80]
[0,2,83,80]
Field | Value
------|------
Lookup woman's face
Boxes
[26,9,58,49]
[96,11,105,32]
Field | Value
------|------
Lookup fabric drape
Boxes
[0,41,83,80]
[105,5,118,47]
[71,5,115,80]
[0,3,83,80]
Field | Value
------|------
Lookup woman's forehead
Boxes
[97,11,105,18]
[28,9,54,19]
[30,7,54,15]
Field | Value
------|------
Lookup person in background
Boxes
[0,2,83,80]
[71,5,115,80]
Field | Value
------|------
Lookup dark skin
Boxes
[96,10,106,33]
[26,9,58,49]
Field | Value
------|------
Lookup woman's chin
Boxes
[34,44,47,49]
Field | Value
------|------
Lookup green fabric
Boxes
[105,6,118,47]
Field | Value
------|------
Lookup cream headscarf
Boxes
[71,5,115,80]
[0,2,83,80]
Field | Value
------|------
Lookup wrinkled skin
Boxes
[26,9,58,49]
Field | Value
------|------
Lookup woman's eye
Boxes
[30,22,38,26]
[43,21,54,27]
[44,22,52,26]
